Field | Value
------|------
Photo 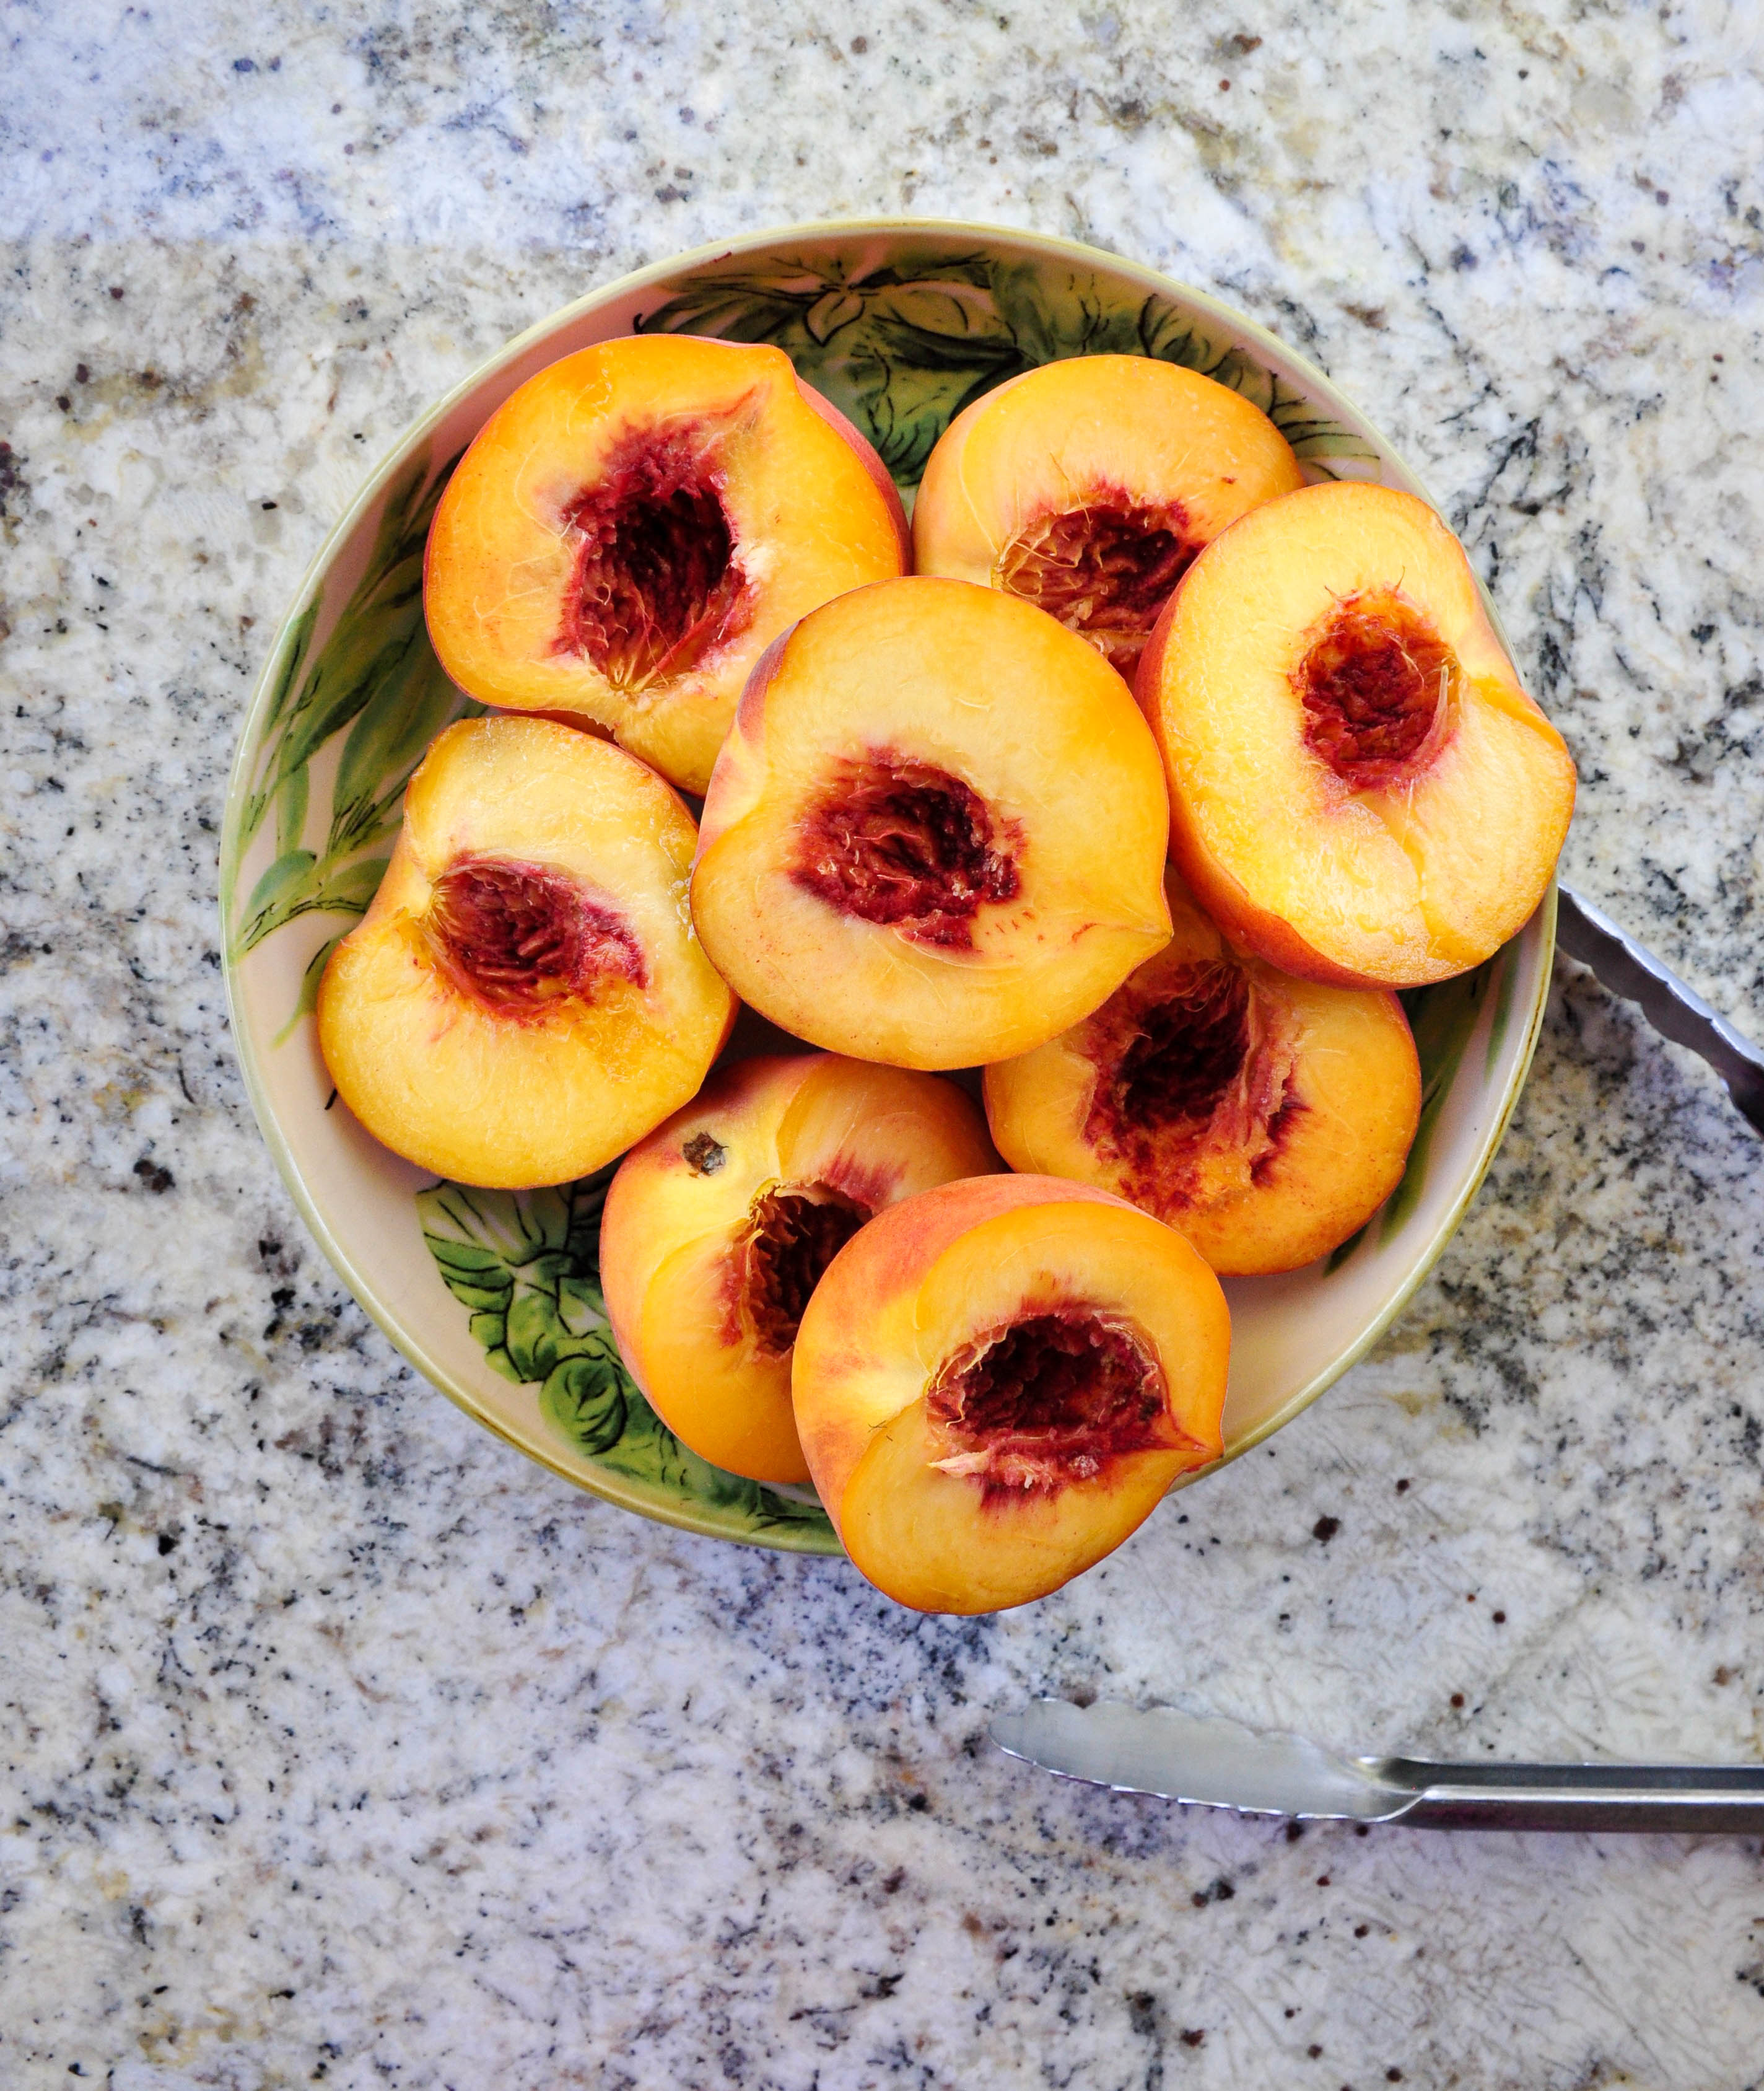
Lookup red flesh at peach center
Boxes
[998,497,1194,672]
[556,421,747,688]
[1085,960,1299,1208]
[1111,960,1250,1129]
[792,750,1021,950]
[424,856,646,1017]
[1296,590,1456,784]
[737,1183,872,1359]
[927,1309,1181,1494]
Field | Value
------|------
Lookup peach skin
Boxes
[1137,480,1576,989]
[913,354,1303,676]
[792,1173,1229,1613]
[984,867,1421,1273]
[600,1053,1001,1484]
[316,716,735,1188]
[424,334,909,795]
[691,576,1173,1070]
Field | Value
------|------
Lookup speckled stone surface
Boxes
[4,3,1764,2085]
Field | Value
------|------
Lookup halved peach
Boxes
[691,576,1172,1069]
[424,335,909,796]
[793,1174,1229,1613]
[1138,481,1576,988]
[913,354,1304,675]
[317,716,735,1188]
[983,868,1420,1273]
[600,1053,1001,1484]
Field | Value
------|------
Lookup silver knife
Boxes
[989,898,1764,1830]
[1558,882,1764,1134]
[992,1699,1764,1831]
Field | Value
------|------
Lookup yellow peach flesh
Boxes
[1140,481,1576,988]
[793,1175,1228,1613]
[600,1054,1000,1484]
[915,354,1304,672]
[316,716,733,1188]
[985,870,1421,1274]
[692,577,1173,1070]
[424,335,908,795]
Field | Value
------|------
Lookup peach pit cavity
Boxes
[738,1183,871,1359]
[1109,960,1250,1129]
[557,422,746,688]
[1296,591,1455,783]
[793,751,1021,949]
[928,1309,1179,1493]
[1085,959,1300,1214]
[426,856,646,1016]
[999,496,1194,672]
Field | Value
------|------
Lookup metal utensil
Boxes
[1557,883,1764,1134]
[991,1699,1764,1831]
[987,897,1764,1833]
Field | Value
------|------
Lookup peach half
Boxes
[600,1053,1000,1484]
[983,869,1420,1274]
[913,354,1303,675]
[793,1175,1229,1613]
[691,577,1172,1069]
[424,334,909,795]
[317,716,735,1188]
[1138,481,1576,989]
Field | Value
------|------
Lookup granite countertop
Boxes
[4,4,1763,2085]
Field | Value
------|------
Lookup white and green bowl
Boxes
[220,221,1553,1554]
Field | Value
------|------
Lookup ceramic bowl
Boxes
[221,220,1554,1556]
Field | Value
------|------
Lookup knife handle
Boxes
[1381,1756,1764,1833]
[1556,883,1764,1134]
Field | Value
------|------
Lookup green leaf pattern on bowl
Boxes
[417,1173,840,1551]
[1321,947,1508,1275]
[636,246,1379,487]
[225,450,475,968]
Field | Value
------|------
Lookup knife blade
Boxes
[991,1699,1764,1831]
[1557,883,1764,1135]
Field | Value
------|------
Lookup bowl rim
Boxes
[219,215,1558,1541]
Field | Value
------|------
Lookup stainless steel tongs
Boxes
[1557,883,1764,1134]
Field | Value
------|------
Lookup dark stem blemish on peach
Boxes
[738,1183,871,1359]
[928,1309,1181,1494]
[425,856,646,1016]
[998,496,1195,672]
[793,751,1021,949]
[1296,591,1456,783]
[682,1131,727,1175]
[557,421,747,688]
